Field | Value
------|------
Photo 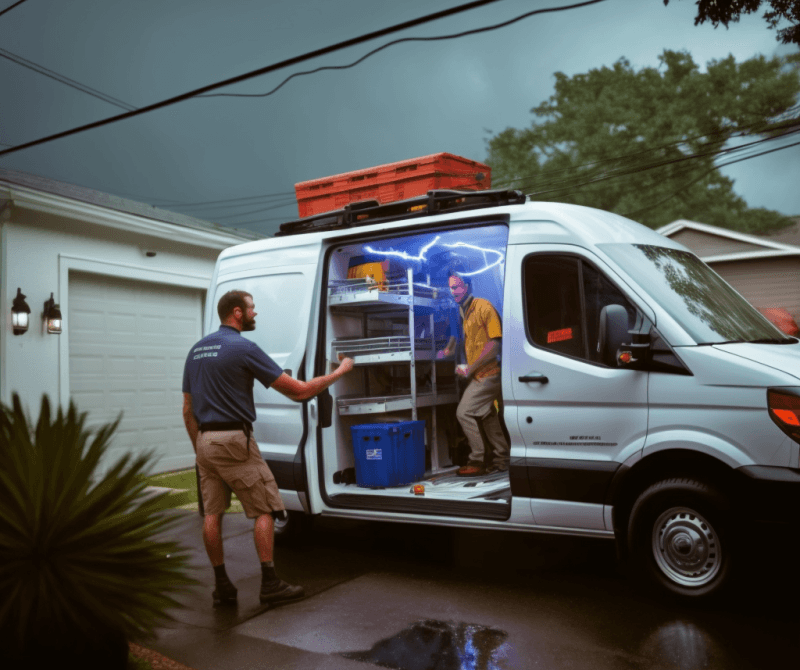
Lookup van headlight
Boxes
[767,388,800,444]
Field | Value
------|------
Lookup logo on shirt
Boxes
[193,344,221,360]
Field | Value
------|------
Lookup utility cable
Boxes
[0,0,507,156]
[495,103,800,192]
[198,0,609,100]
[167,190,296,210]
[0,0,606,157]
[0,48,137,111]
[517,123,800,199]
[0,0,30,19]
[622,137,800,218]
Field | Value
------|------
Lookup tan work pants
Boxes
[456,372,509,468]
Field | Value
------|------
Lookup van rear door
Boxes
[211,242,321,506]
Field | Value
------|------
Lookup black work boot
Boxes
[212,579,238,607]
[259,579,305,606]
[259,563,304,606]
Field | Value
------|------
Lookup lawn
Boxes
[144,468,244,514]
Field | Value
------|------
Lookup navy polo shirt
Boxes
[182,325,283,424]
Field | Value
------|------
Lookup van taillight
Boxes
[767,389,800,443]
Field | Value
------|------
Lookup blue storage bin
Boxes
[350,421,425,488]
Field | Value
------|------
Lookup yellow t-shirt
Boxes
[461,297,502,379]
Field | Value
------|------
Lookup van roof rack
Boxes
[274,189,527,237]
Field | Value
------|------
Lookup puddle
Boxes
[341,618,509,670]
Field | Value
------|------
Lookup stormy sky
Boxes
[1,0,797,236]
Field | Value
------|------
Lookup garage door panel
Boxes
[69,272,202,476]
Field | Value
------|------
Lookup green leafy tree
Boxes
[486,50,800,232]
[664,1,800,47]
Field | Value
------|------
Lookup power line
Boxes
[0,48,137,111]
[622,137,800,218]
[167,190,296,211]
[509,119,800,200]
[0,0,506,157]
[495,104,800,194]
[527,126,800,204]
[199,0,609,100]
[0,0,30,19]
[0,0,606,158]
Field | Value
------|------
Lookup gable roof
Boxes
[0,168,264,248]
[657,219,800,263]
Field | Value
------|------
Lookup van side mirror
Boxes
[598,305,650,368]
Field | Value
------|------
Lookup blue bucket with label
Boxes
[350,421,425,488]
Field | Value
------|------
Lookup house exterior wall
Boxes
[711,257,800,322]
[1,204,219,415]
[671,229,763,257]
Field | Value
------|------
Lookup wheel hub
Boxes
[652,507,721,587]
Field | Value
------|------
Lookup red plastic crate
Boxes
[294,153,491,218]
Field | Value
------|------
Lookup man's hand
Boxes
[337,357,355,373]
[456,364,469,378]
[436,348,450,360]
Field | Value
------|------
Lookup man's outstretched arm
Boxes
[271,357,355,402]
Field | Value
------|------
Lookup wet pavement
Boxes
[150,510,800,670]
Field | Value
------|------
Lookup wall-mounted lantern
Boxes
[11,287,31,335]
[43,293,63,334]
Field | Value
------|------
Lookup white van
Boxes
[205,189,800,599]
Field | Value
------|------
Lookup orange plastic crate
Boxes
[294,153,491,218]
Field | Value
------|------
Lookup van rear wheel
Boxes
[628,478,732,599]
[274,510,312,545]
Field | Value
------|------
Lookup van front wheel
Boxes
[628,478,732,599]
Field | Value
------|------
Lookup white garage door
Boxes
[69,271,204,475]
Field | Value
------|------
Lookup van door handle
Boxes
[519,373,549,384]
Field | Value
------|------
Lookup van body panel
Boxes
[645,350,792,467]
[712,342,800,382]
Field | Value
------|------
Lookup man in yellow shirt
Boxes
[438,268,509,476]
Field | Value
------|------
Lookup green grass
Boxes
[143,468,244,513]
[128,651,154,669]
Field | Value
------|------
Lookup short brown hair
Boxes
[217,290,252,321]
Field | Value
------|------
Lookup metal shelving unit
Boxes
[331,335,448,365]
[328,267,452,472]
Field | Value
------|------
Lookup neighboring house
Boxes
[657,218,800,326]
[0,169,261,475]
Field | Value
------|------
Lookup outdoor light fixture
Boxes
[43,293,63,334]
[11,287,31,335]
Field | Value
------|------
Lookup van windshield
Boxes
[598,243,793,345]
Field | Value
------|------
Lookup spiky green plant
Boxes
[0,393,197,664]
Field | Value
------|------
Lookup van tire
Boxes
[274,510,312,545]
[627,478,732,600]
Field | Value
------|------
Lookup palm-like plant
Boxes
[0,393,196,668]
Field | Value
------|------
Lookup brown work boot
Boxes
[259,579,305,606]
[457,461,484,477]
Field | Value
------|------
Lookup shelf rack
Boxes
[328,267,453,472]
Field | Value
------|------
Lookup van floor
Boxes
[329,467,511,503]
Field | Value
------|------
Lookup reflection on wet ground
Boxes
[341,619,510,670]
[639,620,720,669]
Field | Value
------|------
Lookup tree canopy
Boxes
[663,1,800,46]
[486,50,800,232]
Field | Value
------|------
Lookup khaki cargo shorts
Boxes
[195,429,285,519]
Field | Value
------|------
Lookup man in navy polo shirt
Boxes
[183,289,354,608]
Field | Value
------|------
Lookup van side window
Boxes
[524,254,638,365]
